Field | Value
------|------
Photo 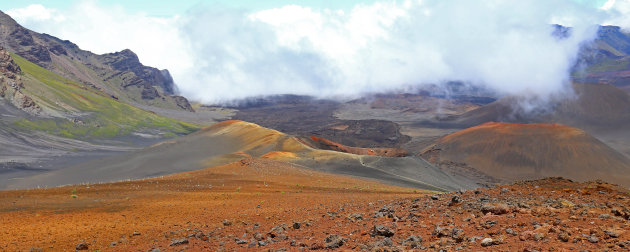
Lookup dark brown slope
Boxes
[232,95,411,148]
[451,82,630,158]
[0,11,192,111]
[421,122,630,187]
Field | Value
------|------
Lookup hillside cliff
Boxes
[0,11,193,111]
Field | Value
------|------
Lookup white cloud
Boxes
[6,4,64,22]
[4,0,618,105]
[6,1,194,75]
[601,0,630,29]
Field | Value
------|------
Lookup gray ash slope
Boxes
[5,121,480,192]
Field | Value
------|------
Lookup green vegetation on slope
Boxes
[10,53,200,139]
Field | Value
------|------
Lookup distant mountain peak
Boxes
[0,10,192,111]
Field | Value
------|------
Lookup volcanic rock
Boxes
[169,239,188,246]
[481,203,510,215]
[324,235,346,249]
[372,224,395,237]
[75,243,88,250]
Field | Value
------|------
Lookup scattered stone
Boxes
[501,188,510,193]
[482,220,498,229]
[258,241,268,246]
[132,231,141,236]
[253,232,264,241]
[611,208,630,220]
[195,232,208,241]
[75,243,88,250]
[371,224,394,237]
[605,230,621,238]
[505,228,517,236]
[235,238,248,244]
[433,225,451,237]
[481,238,494,247]
[431,195,439,200]
[481,203,510,215]
[588,236,599,243]
[222,219,232,226]
[451,228,465,242]
[170,239,189,246]
[348,213,363,222]
[324,234,346,249]
[599,214,611,219]
[268,224,288,241]
[292,222,301,230]
[558,232,570,242]
[379,237,394,247]
[404,235,422,248]
[450,195,461,205]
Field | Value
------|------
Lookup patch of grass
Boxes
[9,53,201,139]
[585,58,630,73]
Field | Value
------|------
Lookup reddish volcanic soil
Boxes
[0,158,420,251]
[1,157,629,251]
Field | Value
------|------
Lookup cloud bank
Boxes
[5,0,624,104]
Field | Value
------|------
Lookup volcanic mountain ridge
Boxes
[0,11,192,111]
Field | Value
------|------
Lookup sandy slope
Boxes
[6,120,480,191]
[422,122,630,187]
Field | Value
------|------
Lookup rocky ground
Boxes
[1,157,628,251]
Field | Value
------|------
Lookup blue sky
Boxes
[1,0,382,16]
[1,0,611,17]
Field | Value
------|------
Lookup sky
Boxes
[2,0,383,16]
[2,0,630,105]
